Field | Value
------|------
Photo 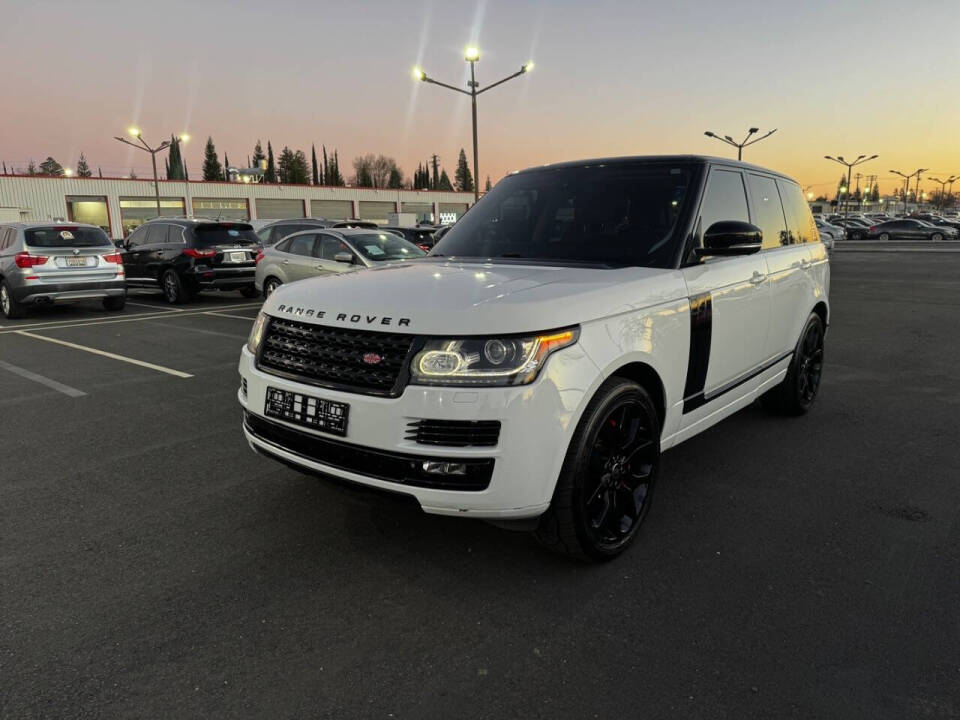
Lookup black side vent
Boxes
[405,420,501,448]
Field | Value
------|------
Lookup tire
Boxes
[239,285,260,298]
[761,313,825,416]
[161,269,192,305]
[263,277,282,298]
[932,232,943,242]
[879,232,890,241]
[534,378,660,562]
[102,294,126,311]
[0,280,26,319]
[852,230,862,240]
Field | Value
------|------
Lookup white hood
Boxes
[263,260,686,335]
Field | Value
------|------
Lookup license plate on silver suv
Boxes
[64,256,93,267]
[264,387,349,436]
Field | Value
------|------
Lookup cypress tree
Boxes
[438,169,453,191]
[77,153,92,178]
[322,146,329,183]
[98,167,103,178]
[224,152,230,172]
[311,144,320,185]
[264,142,277,183]
[484,175,491,192]
[454,148,474,192]
[202,137,224,181]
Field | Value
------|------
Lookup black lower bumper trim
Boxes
[243,411,494,491]
[14,281,125,302]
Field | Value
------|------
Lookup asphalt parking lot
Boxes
[2,255,959,719]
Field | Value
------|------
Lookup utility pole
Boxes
[430,154,440,190]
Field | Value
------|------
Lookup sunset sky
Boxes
[2,0,958,197]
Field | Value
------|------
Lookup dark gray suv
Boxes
[0,222,126,319]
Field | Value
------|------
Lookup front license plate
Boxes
[227,251,246,263]
[264,386,349,436]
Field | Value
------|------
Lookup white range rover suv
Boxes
[239,156,829,561]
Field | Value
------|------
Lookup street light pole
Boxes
[413,49,534,204]
[703,127,777,161]
[929,176,956,211]
[824,154,878,214]
[114,129,187,217]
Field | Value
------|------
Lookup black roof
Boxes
[513,154,797,182]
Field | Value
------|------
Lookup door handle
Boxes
[282,260,289,265]
[749,271,767,285]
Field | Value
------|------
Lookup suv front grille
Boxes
[257,317,415,396]
[405,420,501,447]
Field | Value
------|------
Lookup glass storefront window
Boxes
[119,197,185,236]
[65,196,110,234]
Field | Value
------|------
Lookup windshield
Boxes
[432,162,695,267]
[25,226,111,247]
[193,224,258,247]
[350,232,426,261]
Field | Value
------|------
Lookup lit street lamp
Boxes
[703,127,777,161]
[890,168,927,214]
[413,48,534,202]
[113,129,189,217]
[824,154,878,214]
[928,176,957,210]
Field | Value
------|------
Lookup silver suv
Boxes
[255,228,425,297]
[0,222,126,319]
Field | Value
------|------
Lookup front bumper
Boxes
[237,344,598,519]
[13,279,126,303]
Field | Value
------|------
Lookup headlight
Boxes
[247,311,268,355]
[410,327,579,386]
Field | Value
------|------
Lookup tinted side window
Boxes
[126,226,147,248]
[286,234,317,257]
[698,169,750,240]
[145,223,168,245]
[317,234,348,260]
[776,179,817,244]
[166,225,184,244]
[747,174,788,249]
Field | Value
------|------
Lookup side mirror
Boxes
[334,251,354,264]
[696,221,762,257]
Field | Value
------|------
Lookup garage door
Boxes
[311,199,353,220]
[401,202,434,223]
[357,201,396,223]
[256,199,305,220]
[193,198,249,221]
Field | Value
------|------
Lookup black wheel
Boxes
[263,277,282,298]
[879,232,890,241]
[852,230,863,240]
[161,269,191,305]
[535,378,660,562]
[102,294,126,311]
[762,313,825,415]
[932,232,943,242]
[239,285,260,298]
[0,280,26,319]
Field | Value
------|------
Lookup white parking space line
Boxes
[0,359,87,397]
[204,311,258,321]
[15,331,194,378]
[0,303,263,334]
[125,301,185,312]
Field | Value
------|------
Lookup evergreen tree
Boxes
[76,153,92,178]
[454,148,474,192]
[430,156,439,189]
[870,184,880,202]
[438,169,453,191]
[165,157,170,177]
[166,136,185,180]
[291,149,310,185]
[2,161,6,174]
[252,140,265,169]
[322,146,329,183]
[224,152,230,172]
[264,142,277,183]
[98,167,103,178]
[326,150,344,186]
[484,175,491,192]
[277,146,295,183]
[311,144,320,185]
[202,137,224,181]
[388,167,403,189]
[38,157,64,176]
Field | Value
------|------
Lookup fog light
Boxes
[421,461,467,476]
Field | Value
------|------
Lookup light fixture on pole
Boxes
[703,127,777,161]
[928,176,957,211]
[113,128,188,217]
[413,48,534,203]
[824,154,878,214]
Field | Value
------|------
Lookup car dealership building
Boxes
[0,175,475,239]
